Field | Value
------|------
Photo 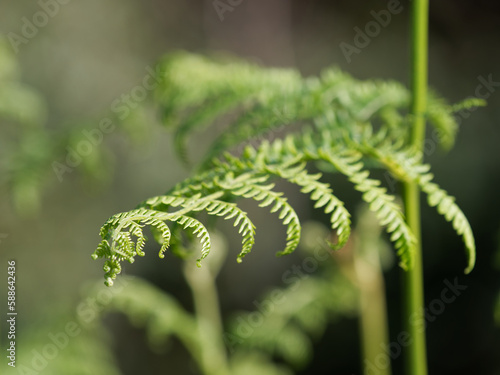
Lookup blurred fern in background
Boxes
[0,35,151,216]
[0,36,51,215]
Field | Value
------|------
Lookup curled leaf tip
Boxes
[464,260,475,275]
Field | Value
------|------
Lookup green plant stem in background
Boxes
[352,209,392,375]
[184,260,230,375]
[402,0,429,374]
[356,255,391,375]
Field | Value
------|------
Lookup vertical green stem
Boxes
[403,0,429,374]
[409,0,429,148]
[353,208,392,375]
[184,260,231,375]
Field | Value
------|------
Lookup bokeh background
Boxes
[1,0,499,374]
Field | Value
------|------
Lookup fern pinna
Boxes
[93,52,481,285]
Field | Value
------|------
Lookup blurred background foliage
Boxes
[0,1,499,374]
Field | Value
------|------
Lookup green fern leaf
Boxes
[317,147,416,270]
[142,194,256,264]
[361,140,476,273]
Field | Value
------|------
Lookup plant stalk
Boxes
[352,208,392,375]
[184,261,231,375]
[402,0,429,374]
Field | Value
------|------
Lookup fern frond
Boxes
[361,140,476,273]
[228,273,357,369]
[214,176,301,259]
[142,194,256,264]
[319,68,409,123]
[449,97,487,113]
[284,166,351,250]
[317,146,416,270]
[170,214,211,265]
[164,169,302,261]
[200,93,304,169]
[202,68,410,169]
[94,53,481,283]
[426,93,486,150]
[172,93,250,164]
[156,52,303,163]
[235,139,352,250]
[421,181,475,273]
[94,206,214,285]
[157,53,414,170]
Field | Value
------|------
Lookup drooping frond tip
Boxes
[357,138,476,273]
